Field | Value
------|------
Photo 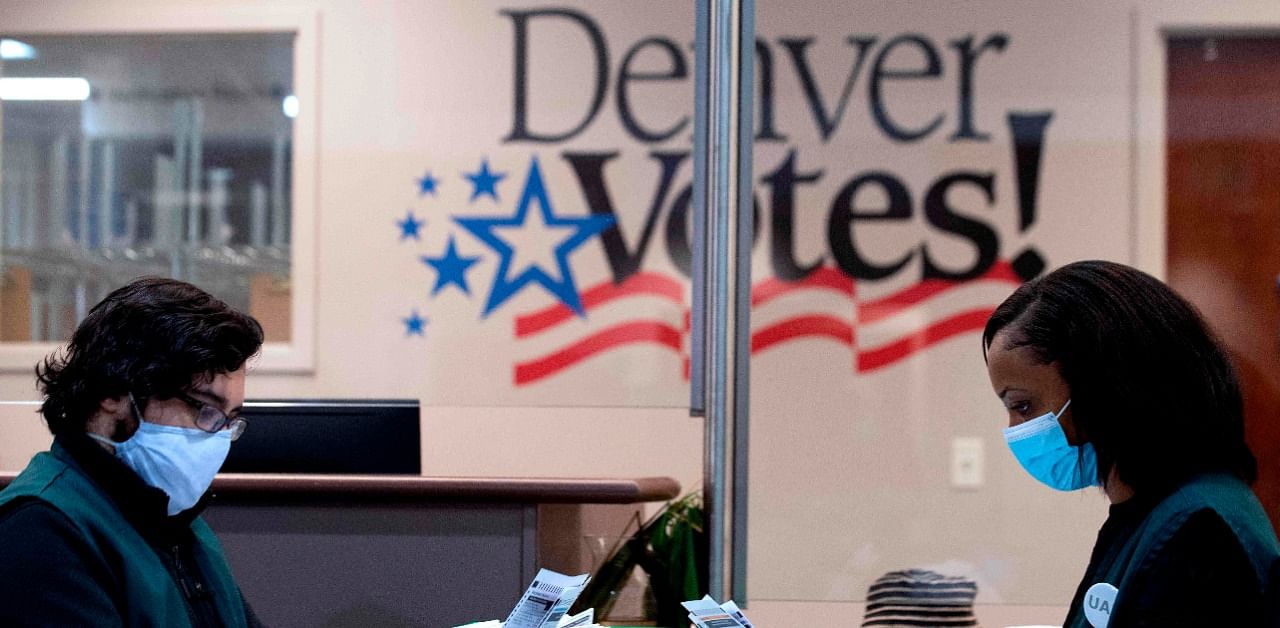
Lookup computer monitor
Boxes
[222,399,421,475]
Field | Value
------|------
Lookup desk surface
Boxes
[0,472,681,504]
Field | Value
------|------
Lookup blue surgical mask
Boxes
[90,422,232,516]
[1003,400,1099,491]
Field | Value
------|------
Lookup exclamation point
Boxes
[1007,112,1053,281]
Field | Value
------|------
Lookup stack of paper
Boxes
[454,569,604,628]
[458,569,761,628]
[681,596,755,628]
[453,608,594,628]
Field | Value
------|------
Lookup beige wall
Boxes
[0,0,707,487]
[2,1,1279,624]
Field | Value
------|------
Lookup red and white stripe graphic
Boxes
[512,271,686,386]
[511,262,1022,385]
[854,261,1022,372]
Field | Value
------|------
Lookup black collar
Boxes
[53,432,210,542]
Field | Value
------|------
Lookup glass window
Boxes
[0,33,294,342]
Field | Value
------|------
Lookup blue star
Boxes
[417,171,439,196]
[464,158,506,202]
[455,157,614,317]
[422,236,481,296]
[402,310,428,336]
[396,209,425,241]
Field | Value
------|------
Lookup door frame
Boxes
[1134,1,1280,279]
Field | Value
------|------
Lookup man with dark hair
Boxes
[0,277,266,627]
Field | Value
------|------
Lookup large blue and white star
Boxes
[455,157,614,317]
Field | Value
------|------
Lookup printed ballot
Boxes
[682,596,755,628]
[453,611,594,628]
[453,569,601,628]
[503,569,591,628]
[719,600,753,628]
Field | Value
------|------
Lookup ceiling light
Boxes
[0,77,91,101]
[282,94,299,118]
[0,39,36,60]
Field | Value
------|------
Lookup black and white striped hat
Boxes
[860,568,979,627]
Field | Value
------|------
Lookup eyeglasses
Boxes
[172,392,248,441]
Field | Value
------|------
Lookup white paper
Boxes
[682,598,748,628]
[454,617,605,628]
[539,582,588,628]
[556,608,595,628]
[503,569,591,628]
[720,600,754,628]
[686,598,752,626]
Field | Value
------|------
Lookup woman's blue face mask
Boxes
[1003,399,1099,491]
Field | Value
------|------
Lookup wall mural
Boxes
[395,6,1063,402]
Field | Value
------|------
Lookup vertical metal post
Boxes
[73,278,87,329]
[731,0,755,604]
[50,134,69,247]
[1,143,14,250]
[99,140,115,248]
[187,98,204,246]
[691,0,709,417]
[250,181,268,249]
[153,154,174,248]
[23,138,37,248]
[4,149,17,249]
[77,136,91,249]
[172,100,188,247]
[694,0,754,604]
[704,0,730,601]
[45,277,65,339]
[123,197,138,249]
[208,168,231,247]
[29,291,42,342]
[271,131,288,247]
[44,286,60,341]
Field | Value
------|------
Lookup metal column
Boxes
[692,0,755,605]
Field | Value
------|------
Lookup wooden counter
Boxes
[0,472,681,503]
[0,471,681,628]
[211,473,679,503]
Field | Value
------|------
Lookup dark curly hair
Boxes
[36,277,264,435]
[982,260,1255,497]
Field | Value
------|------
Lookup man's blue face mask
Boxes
[88,393,232,516]
[1002,400,1099,491]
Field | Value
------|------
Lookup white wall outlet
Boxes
[951,437,984,489]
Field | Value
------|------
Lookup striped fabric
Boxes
[860,569,979,627]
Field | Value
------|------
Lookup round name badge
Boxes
[1084,582,1119,628]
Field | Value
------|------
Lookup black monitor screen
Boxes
[223,399,421,475]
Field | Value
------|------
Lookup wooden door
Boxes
[1167,36,1280,531]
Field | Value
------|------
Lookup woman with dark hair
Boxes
[0,277,266,627]
[983,260,1279,627]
